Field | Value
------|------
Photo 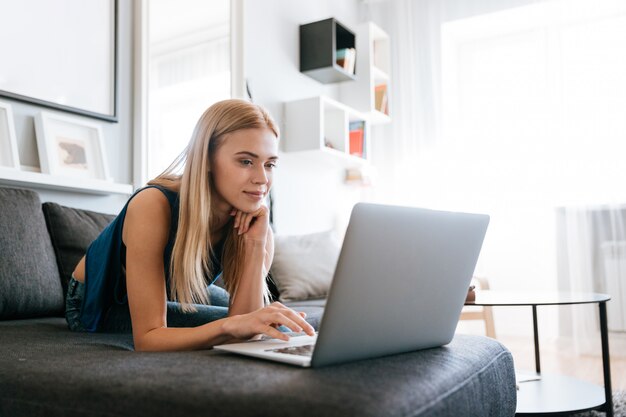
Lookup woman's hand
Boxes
[231,205,270,243]
[221,302,316,341]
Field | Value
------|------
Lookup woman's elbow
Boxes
[132,328,162,352]
[133,336,152,352]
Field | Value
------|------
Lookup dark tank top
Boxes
[80,184,224,332]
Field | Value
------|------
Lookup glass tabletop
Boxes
[465,290,610,307]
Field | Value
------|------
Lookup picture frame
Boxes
[0,0,118,122]
[34,111,111,181]
[0,101,20,169]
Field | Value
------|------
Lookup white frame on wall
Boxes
[0,101,20,169]
[34,111,111,182]
[0,0,118,122]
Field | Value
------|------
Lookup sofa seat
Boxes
[0,317,516,417]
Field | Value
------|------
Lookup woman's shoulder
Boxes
[123,187,173,245]
[124,187,174,229]
[131,181,179,204]
[128,186,172,213]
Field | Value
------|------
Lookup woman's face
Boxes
[211,127,278,213]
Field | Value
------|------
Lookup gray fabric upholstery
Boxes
[0,317,516,417]
[0,187,64,319]
[42,202,115,298]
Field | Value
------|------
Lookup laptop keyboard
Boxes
[266,344,314,357]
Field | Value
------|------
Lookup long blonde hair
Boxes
[148,99,279,312]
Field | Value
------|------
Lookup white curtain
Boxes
[366,0,626,355]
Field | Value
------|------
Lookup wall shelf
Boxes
[0,166,133,195]
[284,95,370,167]
[340,22,391,124]
[299,18,357,84]
[372,66,389,81]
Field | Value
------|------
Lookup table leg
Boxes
[532,305,541,374]
[599,302,613,417]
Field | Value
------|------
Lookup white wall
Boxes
[243,0,365,236]
[1,1,134,214]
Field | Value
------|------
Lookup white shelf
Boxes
[320,146,369,166]
[340,22,391,124]
[372,66,389,82]
[0,166,133,195]
[284,95,370,167]
[370,109,391,125]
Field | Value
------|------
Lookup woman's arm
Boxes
[124,190,312,352]
[124,188,228,351]
[227,206,271,316]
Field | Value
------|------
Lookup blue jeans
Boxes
[65,276,231,333]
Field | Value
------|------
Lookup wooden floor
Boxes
[456,330,626,391]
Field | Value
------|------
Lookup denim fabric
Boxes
[65,276,231,333]
[65,276,86,331]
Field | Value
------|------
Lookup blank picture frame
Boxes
[34,111,110,181]
[0,0,118,122]
[0,101,20,169]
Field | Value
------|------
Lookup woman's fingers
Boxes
[225,306,315,342]
[270,304,315,336]
[291,312,315,336]
[270,312,303,333]
[231,206,270,236]
[263,325,290,341]
[234,210,243,229]
[241,213,253,235]
[231,210,253,234]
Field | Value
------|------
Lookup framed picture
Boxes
[0,101,20,169]
[34,111,111,181]
[0,0,118,122]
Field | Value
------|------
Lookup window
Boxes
[134,0,244,185]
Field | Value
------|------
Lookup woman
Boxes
[66,99,315,351]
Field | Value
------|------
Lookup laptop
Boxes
[214,202,489,367]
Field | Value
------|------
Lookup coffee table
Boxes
[465,291,613,416]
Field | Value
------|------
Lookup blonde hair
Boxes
[148,99,279,312]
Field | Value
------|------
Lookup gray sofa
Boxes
[0,186,517,417]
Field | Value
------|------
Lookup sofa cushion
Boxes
[271,230,341,302]
[42,202,115,298]
[0,318,517,417]
[0,187,64,319]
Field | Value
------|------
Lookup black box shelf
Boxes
[299,18,356,84]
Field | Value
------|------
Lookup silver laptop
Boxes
[214,202,489,367]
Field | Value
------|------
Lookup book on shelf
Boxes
[336,48,356,75]
[349,130,363,157]
[348,120,366,159]
[374,84,389,115]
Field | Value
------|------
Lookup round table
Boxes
[465,291,613,416]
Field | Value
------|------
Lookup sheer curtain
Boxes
[366,0,626,354]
